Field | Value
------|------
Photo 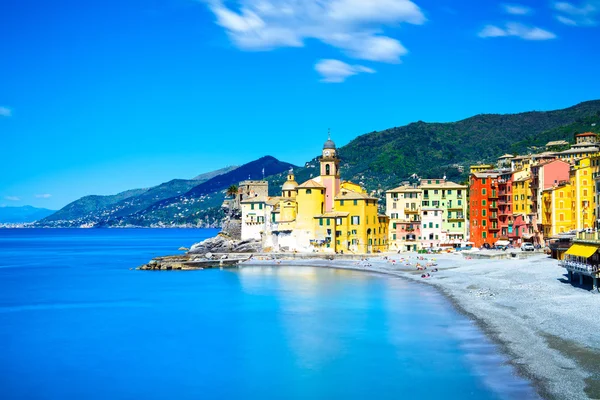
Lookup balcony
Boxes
[576,232,600,243]
[405,208,419,214]
[489,213,498,219]
[559,260,600,275]
[489,192,499,199]
[448,205,463,211]
[448,215,465,221]
[489,226,500,231]
[489,203,498,209]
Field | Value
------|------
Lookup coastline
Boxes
[241,253,600,400]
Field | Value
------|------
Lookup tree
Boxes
[226,185,238,197]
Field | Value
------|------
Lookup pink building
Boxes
[531,159,570,243]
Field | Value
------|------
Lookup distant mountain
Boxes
[105,156,296,227]
[37,157,293,228]
[37,100,600,228]
[0,206,56,223]
[193,165,238,181]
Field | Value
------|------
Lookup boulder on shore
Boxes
[188,234,261,254]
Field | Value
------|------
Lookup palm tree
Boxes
[226,185,238,198]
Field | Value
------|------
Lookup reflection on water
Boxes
[0,230,539,400]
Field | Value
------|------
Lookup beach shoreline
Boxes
[242,253,600,400]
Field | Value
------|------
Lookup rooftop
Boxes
[557,146,599,155]
[315,211,349,218]
[335,191,379,201]
[297,179,325,189]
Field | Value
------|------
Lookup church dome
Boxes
[282,181,297,191]
[323,138,336,150]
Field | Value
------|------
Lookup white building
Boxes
[420,207,446,249]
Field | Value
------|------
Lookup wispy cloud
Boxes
[0,106,12,117]
[478,22,556,40]
[5,196,20,201]
[502,4,532,15]
[35,194,52,199]
[204,0,426,71]
[315,59,375,83]
[554,1,599,26]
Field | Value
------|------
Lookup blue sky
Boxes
[1,0,599,210]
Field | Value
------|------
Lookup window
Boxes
[584,189,588,196]
[429,222,433,228]
[482,209,487,216]
[482,179,487,184]
[336,218,342,225]
[482,220,487,227]
[326,219,330,226]
[482,231,487,238]
[392,203,397,209]
[326,164,330,175]
[458,222,462,228]
[448,190,452,194]
[251,204,255,210]
[482,200,487,206]
[319,218,323,226]
[340,200,344,206]
[352,216,360,225]
[435,224,439,228]
[259,203,263,210]
[306,189,312,194]
[482,188,487,195]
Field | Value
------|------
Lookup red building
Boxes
[469,171,500,248]
[497,170,513,244]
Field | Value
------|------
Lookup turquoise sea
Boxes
[0,229,538,399]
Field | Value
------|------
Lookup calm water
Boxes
[0,229,538,399]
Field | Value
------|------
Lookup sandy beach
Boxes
[243,252,600,400]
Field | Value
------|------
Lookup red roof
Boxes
[576,132,597,137]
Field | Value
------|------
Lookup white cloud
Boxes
[204,0,425,64]
[5,196,20,201]
[554,1,599,26]
[315,59,375,83]
[35,194,52,199]
[502,4,532,15]
[0,106,12,117]
[478,22,556,40]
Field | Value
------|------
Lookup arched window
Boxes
[326,164,330,175]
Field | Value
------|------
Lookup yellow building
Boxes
[542,183,573,237]
[470,164,494,174]
[267,136,389,254]
[570,157,596,229]
[512,171,533,216]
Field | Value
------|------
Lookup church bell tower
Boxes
[320,129,341,212]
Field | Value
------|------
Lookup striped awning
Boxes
[565,243,599,258]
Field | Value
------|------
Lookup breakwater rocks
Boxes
[188,234,261,255]
[138,254,251,270]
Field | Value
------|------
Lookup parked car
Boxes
[521,243,535,252]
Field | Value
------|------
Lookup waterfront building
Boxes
[511,170,534,244]
[530,160,570,243]
[420,207,445,249]
[569,156,596,230]
[497,169,513,244]
[386,185,422,251]
[542,183,573,237]
[385,179,467,251]
[560,230,600,291]
[420,179,468,243]
[469,171,500,247]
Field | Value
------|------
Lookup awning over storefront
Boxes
[495,240,510,246]
[565,243,599,258]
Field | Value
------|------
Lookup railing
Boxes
[559,260,600,274]
[577,231,600,241]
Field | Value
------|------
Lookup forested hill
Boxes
[267,100,600,193]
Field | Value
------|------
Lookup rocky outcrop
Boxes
[188,234,262,254]
[221,218,242,240]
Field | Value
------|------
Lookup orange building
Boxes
[469,171,500,248]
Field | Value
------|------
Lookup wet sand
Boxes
[243,253,600,400]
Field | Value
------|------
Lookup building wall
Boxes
[469,174,496,247]
[241,201,266,241]
[570,157,596,230]
[420,208,444,248]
